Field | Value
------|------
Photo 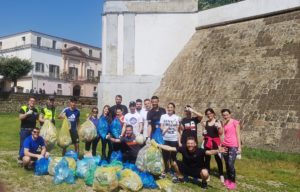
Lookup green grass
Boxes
[0,112,299,192]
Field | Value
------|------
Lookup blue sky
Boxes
[0,0,103,47]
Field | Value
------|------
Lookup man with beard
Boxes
[110,95,128,119]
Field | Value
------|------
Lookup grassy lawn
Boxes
[0,112,299,192]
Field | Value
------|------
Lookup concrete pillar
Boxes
[123,13,135,75]
[105,14,118,75]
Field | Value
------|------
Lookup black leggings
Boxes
[85,136,100,156]
[162,140,178,173]
[100,137,113,161]
[204,153,224,176]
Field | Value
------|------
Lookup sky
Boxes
[0,0,104,47]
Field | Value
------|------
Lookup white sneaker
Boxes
[207,176,210,182]
[220,175,225,183]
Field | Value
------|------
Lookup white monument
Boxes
[98,0,198,106]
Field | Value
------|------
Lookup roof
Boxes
[0,30,101,50]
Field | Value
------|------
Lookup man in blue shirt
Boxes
[59,97,80,155]
[20,127,49,169]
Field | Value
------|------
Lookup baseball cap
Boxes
[129,101,136,107]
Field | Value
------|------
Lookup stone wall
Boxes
[155,10,300,153]
[0,93,97,113]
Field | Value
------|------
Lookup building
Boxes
[0,31,102,97]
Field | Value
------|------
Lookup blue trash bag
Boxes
[152,128,165,145]
[98,116,109,139]
[76,156,100,178]
[110,150,122,162]
[138,172,158,189]
[54,158,75,185]
[34,157,49,176]
[64,150,78,161]
[110,118,122,138]
[83,155,101,165]
[99,159,108,166]
[123,162,139,173]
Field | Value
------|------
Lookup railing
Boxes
[198,0,244,11]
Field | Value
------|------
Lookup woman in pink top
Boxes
[221,109,241,190]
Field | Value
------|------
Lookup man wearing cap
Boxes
[122,101,143,136]
[39,96,56,126]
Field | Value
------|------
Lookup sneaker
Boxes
[224,179,230,186]
[172,177,184,183]
[201,181,208,189]
[220,175,225,183]
[159,172,166,179]
[206,175,210,182]
[227,181,236,190]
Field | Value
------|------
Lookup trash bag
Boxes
[93,167,118,192]
[105,160,123,173]
[110,150,122,162]
[79,120,97,142]
[34,157,49,176]
[65,150,78,161]
[110,118,122,138]
[99,159,108,167]
[123,162,139,173]
[53,158,75,185]
[84,164,97,186]
[76,157,99,179]
[40,120,57,151]
[48,157,63,176]
[156,179,173,192]
[57,118,72,148]
[152,127,165,145]
[138,172,158,189]
[65,157,76,171]
[119,169,143,192]
[135,140,164,175]
[98,116,109,139]
[84,155,101,165]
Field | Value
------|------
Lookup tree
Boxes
[0,57,33,88]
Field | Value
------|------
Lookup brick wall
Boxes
[155,10,300,152]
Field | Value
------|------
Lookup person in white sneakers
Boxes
[122,101,143,136]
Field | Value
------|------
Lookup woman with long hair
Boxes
[98,105,113,160]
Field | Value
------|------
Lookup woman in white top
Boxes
[160,102,181,177]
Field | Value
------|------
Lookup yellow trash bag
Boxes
[40,120,57,151]
[48,157,76,176]
[57,118,72,148]
[79,120,97,142]
[93,167,118,192]
[119,169,142,192]
[136,140,164,175]
[156,179,173,192]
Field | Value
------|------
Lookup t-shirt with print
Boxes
[124,112,143,135]
[140,108,149,138]
[181,117,200,144]
[147,107,166,134]
[19,106,39,129]
[160,114,180,142]
[20,135,45,157]
[62,107,80,132]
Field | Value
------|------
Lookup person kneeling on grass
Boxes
[19,127,49,169]
[107,125,142,164]
[157,137,225,189]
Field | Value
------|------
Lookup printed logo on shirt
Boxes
[129,117,138,125]
[184,121,196,131]
[68,114,76,122]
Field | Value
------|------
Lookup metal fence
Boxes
[198,0,244,11]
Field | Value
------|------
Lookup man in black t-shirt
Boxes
[110,95,128,119]
[180,105,203,146]
[147,96,166,138]
[18,96,39,160]
[107,125,142,164]
[158,137,224,189]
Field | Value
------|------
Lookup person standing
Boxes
[39,95,56,126]
[110,95,128,119]
[160,102,181,178]
[141,98,151,138]
[18,96,39,161]
[220,109,241,190]
[98,105,113,160]
[111,106,125,152]
[203,108,224,183]
[85,107,100,156]
[147,96,166,138]
[122,101,143,136]
[58,97,80,156]
[179,105,203,147]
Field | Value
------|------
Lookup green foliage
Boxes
[0,57,33,86]
[198,0,243,11]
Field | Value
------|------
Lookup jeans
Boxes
[19,128,33,157]
[223,147,238,182]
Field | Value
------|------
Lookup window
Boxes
[64,43,67,48]
[87,69,94,80]
[57,90,62,95]
[35,62,44,73]
[99,52,102,59]
[52,40,56,49]
[98,71,102,77]
[93,86,97,91]
[69,67,78,80]
[22,36,26,42]
[57,84,62,89]
[37,37,41,47]
[49,65,60,78]
[0,42,2,49]
[89,49,93,57]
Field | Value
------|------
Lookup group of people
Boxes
[18,94,241,190]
